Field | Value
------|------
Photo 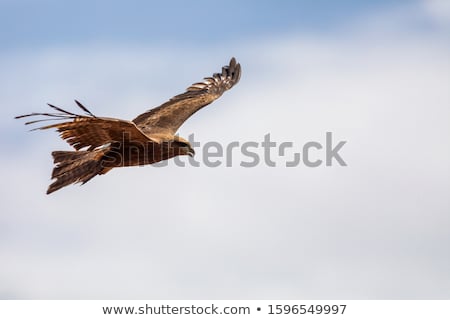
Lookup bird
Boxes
[16,57,241,194]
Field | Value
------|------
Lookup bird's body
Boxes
[16,58,241,194]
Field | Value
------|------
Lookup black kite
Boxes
[16,57,241,194]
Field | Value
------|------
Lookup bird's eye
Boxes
[171,141,188,149]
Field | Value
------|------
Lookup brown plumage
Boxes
[16,57,241,194]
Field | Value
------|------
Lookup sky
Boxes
[0,0,449,299]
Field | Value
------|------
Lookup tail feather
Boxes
[47,150,104,194]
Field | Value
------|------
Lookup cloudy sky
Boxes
[1,0,449,299]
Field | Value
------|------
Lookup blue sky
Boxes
[1,0,449,299]
[1,0,411,49]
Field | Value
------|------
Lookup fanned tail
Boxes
[47,149,104,194]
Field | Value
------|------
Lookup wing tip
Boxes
[234,62,241,84]
[227,57,241,86]
[74,99,96,117]
[230,57,236,67]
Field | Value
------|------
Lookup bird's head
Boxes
[172,136,195,157]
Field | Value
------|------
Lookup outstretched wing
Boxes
[132,57,241,136]
[16,100,155,150]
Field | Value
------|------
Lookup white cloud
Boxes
[424,0,450,26]
[1,3,449,298]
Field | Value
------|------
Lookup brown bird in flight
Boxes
[16,57,241,194]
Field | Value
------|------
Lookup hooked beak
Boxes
[188,147,195,157]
